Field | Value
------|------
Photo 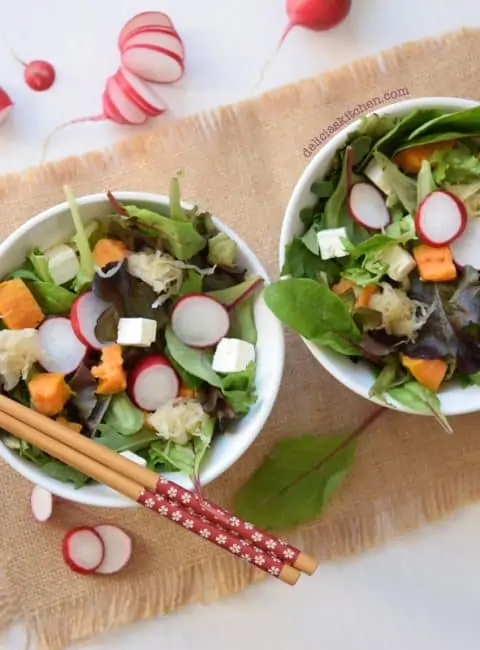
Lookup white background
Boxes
[2,1,480,648]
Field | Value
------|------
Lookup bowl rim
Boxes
[0,191,285,507]
[278,95,480,417]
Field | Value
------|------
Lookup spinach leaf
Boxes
[314,332,363,356]
[300,223,320,255]
[395,131,480,151]
[368,356,406,400]
[165,326,223,388]
[324,146,351,229]
[372,151,417,214]
[104,393,144,435]
[221,361,257,414]
[41,461,90,488]
[205,275,263,307]
[263,278,362,345]
[311,180,334,197]
[234,433,358,529]
[281,238,341,284]
[228,294,257,344]
[164,347,205,390]
[27,281,77,314]
[349,135,372,165]
[125,205,206,261]
[387,381,452,433]
[95,425,158,452]
[148,440,196,474]
[407,106,480,141]
[374,108,444,155]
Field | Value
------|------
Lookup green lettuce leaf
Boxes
[64,185,95,292]
[221,361,257,414]
[104,393,144,435]
[372,151,417,214]
[124,205,206,261]
[207,232,237,267]
[430,145,480,184]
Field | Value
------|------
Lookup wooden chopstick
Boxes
[0,401,301,586]
[0,395,317,576]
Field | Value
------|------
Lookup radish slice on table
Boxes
[71,292,112,350]
[0,88,13,125]
[24,60,55,92]
[348,182,390,230]
[31,485,53,522]
[118,11,176,50]
[93,525,133,574]
[122,27,184,61]
[38,317,87,374]
[415,190,467,247]
[451,218,480,269]
[122,45,184,84]
[171,295,230,348]
[106,76,148,125]
[115,68,167,116]
[128,355,179,411]
[62,526,105,575]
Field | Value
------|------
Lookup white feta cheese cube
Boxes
[316,227,349,260]
[120,450,147,467]
[44,244,80,285]
[364,160,391,195]
[380,245,416,282]
[117,318,157,347]
[212,338,255,374]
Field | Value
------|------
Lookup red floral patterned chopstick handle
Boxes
[153,476,309,571]
[138,488,299,585]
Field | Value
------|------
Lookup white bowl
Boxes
[0,192,285,507]
[279,96,480,417]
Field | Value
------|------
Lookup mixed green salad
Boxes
[264,105,480,430]
[0,177,262,487]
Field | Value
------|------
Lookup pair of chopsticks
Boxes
[0,394,317,585]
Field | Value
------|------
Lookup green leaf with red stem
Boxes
[233,407,385,530]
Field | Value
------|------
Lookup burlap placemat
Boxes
[2,25,480,650]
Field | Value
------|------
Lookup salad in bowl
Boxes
[267,97,480,428]
[0,179,284,506]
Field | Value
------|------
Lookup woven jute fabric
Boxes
[2,27,480,650]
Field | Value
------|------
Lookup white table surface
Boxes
[1,1,480,648]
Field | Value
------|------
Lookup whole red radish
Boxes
[284,0,352,38]
[24,60,56,92]
[257,0,352,87]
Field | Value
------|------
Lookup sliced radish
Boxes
[171,295,230,348]
[115,68,167,116]
[106,76,148,125]
[0,88,13,125]
[31,485,53,522]
[93,525,133,575]
[71,292,112,350]
[102,90,129,125]
[118,11,176,50]
[348,182,390,230]
[122,27,184,61]
[451,217,480,269]
[415,190,467,247]
[38,317,87,374]
[62,526,105,575]
[128,355,179,411]
[122,44,184,84]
